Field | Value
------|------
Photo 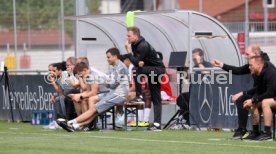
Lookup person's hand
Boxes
[211,59,223,68]
[125,40,132,53]
[243,99,253,109]
[50,96,56,104]
[48,72,56,83]
[138,61,144,67]
[193,55,201,65]
[69,76,79,86]
[69,94,81,102]
[231,92,243,103]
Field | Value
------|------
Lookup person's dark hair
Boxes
[48,63,54,67]
[120,54,129,62]
[74,62,89,73]
[53,61,66,71]
[192,48,204,57]
[106,47,120,58]
[127,26,140,37]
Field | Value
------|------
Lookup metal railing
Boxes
[223,21,276,33]
[0,69,48,75]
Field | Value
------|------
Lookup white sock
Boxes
[68,119,77,125]
[138,109,144,122]
[143,108,151,122]
[72,123,80,129]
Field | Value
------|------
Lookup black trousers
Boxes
[133,66,165,124]
[64,97,77,120]
[177,92,190,125]
[64,89,80,120]
[235,94,252,129]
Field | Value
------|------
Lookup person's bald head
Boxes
[246,44,262,59]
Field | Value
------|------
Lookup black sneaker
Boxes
[56,118,67,125]
[242,131,260,140]
[229,128,247,140]
[254,132,272,141]
[57,118,74,132]
[146,123,162,131]
[129,96,144,103]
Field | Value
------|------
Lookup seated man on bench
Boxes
[57,48,129,132]
[243,56,276,140]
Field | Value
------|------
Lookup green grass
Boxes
[0,121,275,154]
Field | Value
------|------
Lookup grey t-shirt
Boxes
[108,60,129,98]
[84,67,109,93]
[56,71,75,92]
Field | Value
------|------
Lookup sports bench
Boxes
[100,101,145,130]
[102,100,177,130]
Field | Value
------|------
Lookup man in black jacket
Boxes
[125,26,165,131]
[211,44,271,139]
[243,56,276,140]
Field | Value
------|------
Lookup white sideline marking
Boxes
[0,131,275,150]
[88,136,276,149]
[9,128,20,130]
[208,138,224,141]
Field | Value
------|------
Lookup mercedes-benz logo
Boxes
[198,77,213,123]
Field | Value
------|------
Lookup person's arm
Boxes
[222,64,250,75]
[51,81,63,94]
[69,76,80,88]
[80,84,99,99]
[198,61,212,74]
[50,93,58,104]
[243,87,257,96]
[48,74,63,94]
[78,77,88,91]
[212,59,250,75]
[126,43,149,66]
[69,83,99,102]
[197,64,209,74]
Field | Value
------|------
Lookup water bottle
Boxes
[36,113,40,125]
[48,112,53,124]
[31,112,36,125]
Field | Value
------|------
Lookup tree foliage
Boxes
[0,0,100,35]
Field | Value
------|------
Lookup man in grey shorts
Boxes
[57,48,129,132]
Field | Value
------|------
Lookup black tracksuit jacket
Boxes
[126,37,165,68]
[223,60,276,103]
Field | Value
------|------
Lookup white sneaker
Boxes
[43,121,54,129]
[48,121,61,130]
